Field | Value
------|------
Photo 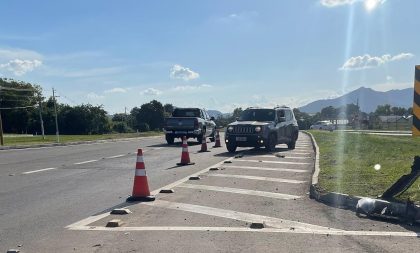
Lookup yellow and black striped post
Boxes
[413,65,420,136]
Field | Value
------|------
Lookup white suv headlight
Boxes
[255,126,262,132]
[227,126,234,132]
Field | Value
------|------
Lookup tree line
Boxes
[0,78,414,134]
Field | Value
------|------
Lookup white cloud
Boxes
[170,64,200,81]
[141,88,162,96]
[216,11,259,23]
[104,87,127,94]
[320,0,385,8]
[0,59,42,76]
[340,53,414,70]
[172,84,212,91]
[87,92,105,100]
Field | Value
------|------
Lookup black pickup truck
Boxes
[163,108,216,144]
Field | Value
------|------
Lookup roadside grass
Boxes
[309,130,420,202]
[2,132,163,146]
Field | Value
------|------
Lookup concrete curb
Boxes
[0,135,163,151]
[303,130,420,220]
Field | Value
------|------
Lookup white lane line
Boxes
[208,174,306,184]
[68,226,420,237]
[144,200,336,231]
[105,154,126,159]
[236,159,311,165]
[74,159,98,165]
[282,152,312,155]
[222,165,308,173]
[22,167,57,174]
[178,183,301,200]
[254,155,311,160]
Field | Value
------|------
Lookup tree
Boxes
[320,106,337,120]
[132,100,164,131]
[164,103,174,118]
[375,104,392,116]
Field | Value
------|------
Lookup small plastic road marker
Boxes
[106,219,124,227]
[110,208,132,215]
[7,249,20,253]
[209,167,219,171]
[234,154,244,158]
[224,160,232,164]
[250,222,265,229]
[189,176,200,180]
[159,189,175,193]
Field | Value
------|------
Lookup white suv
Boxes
[310,121,335,131]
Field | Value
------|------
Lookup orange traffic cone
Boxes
[126,149,155,202]
[177,136,195,166]
[199,135,210,152]
[213,130,222,148]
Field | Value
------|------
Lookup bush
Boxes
[138,122,150,132]
[112,122,133,133]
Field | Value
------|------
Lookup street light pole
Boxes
[0,111,4,146]
[52,88,60,143]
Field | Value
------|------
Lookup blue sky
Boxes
[0,0,418,113]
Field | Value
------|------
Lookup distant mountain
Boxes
[299,87,414,113]
[207,110,223,118]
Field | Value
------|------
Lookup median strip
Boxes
[236,159,311,165]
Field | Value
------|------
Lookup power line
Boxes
[0,86,36,92]
[0,105,37,110]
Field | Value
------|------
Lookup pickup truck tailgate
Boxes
[165,117,196,130]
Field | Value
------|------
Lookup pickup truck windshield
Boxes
[239,109,275,122]
[172,108,200,117]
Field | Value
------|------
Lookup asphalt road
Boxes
[1,133,419,253]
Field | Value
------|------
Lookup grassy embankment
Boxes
[310,131,420,202]
[2,132,163,146]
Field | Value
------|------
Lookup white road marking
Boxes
[178,183,301,200]
[22,167,57,174]
[106,154,126,159]
[222,165,308,173]
[66,155,237,230]
[74,159,98,165]
[255,155,311,160]
[283,152,312,155]
[67,225,420,237]
[145,200,337,231]
[66,212,111,229]
[208,174,306,184]
[236,159,311,165]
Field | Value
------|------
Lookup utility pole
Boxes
[125,106,127,122]
[38,99,45,140]
[52,88,60,143]
[0,111,4,146]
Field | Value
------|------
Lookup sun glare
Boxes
[364,0,380,12]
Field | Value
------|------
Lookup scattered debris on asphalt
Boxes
[189,176,200,180]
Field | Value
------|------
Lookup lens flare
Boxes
[365,0,380,12]
[374,164,381,171]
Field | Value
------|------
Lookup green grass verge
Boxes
[309,130,420,202]
[2,132,163,146]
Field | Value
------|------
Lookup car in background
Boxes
[310,121,335,131]
[224,106,299,153]
[163,107,216,144]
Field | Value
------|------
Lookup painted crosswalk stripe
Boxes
[22,167,57,174]
[144,200,335,231]
[178,183,301,200]
[208,173,306,184]
[236,159,311,165]
[222,165,308,173]
[255,155,311,160]
[74,159,98,165]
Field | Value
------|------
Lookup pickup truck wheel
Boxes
[209,131,215,142]
[227,143,237,153]
[165,135,174,145]
[287,132,297,149]
[265,134,276,152]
